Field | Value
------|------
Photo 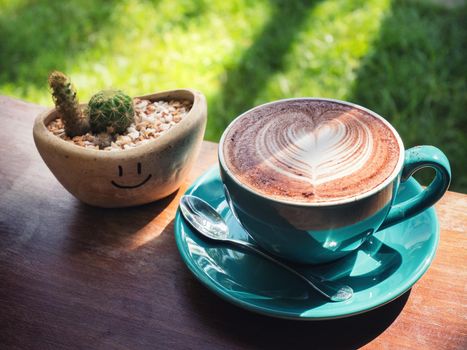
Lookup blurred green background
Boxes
[1,0,466,191]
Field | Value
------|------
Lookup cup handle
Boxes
[378,145,451,231]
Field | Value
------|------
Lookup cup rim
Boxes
[218,97,405,207]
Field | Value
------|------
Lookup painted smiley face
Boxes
[111,162,152,189]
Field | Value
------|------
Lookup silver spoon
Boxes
[179,194,353,302]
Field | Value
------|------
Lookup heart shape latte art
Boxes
[256,111,373,186]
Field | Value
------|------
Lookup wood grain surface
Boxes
[0,96,466,350]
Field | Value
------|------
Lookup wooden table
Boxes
[0,96,466,349]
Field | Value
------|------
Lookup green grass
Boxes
[1,0,466,192]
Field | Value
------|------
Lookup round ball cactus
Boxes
[88,90,135,134]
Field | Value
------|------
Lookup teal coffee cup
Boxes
[218,98,451,264]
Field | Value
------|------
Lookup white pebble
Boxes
[128,131,140,140]
[135,100,149,109]
[143,114,156,123]
[116,135,132,145]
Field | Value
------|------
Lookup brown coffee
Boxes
[221,99,401,203]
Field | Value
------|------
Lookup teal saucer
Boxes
[174,166,439,320]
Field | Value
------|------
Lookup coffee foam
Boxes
[222,99,401,203]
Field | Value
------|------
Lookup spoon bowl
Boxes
[180,195,229,240]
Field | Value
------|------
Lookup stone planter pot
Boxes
[33,89,207,208]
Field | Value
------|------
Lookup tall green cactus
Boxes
[88,90,135,135]
[48,71,90,137]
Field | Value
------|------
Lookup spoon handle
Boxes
[227,238,352,302]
